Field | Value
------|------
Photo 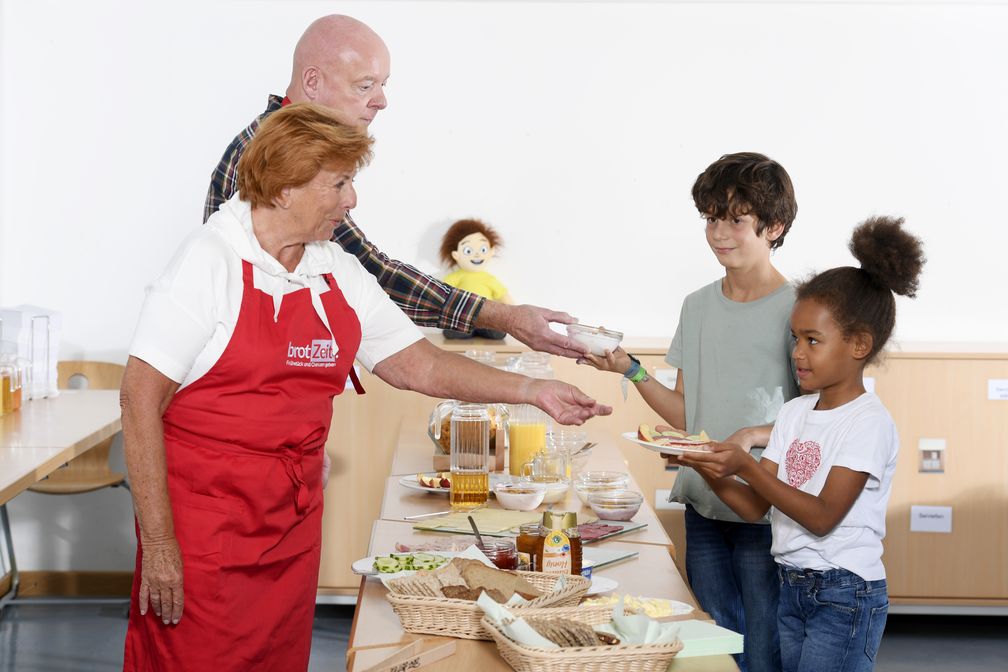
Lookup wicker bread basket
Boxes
[482,605,684,672]
[385,571,590,640]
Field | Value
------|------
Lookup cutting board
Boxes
[412,508,541,535]
[582,545,639,570]
[579,519,648,544]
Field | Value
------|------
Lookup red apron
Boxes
[124,260,364,671]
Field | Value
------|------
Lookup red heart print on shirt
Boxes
[785,439,822,488]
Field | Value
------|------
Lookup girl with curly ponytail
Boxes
[679,216,925,672]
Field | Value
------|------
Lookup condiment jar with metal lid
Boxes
[516,522,542,571]
[534,511,582,576]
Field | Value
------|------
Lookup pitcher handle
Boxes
[429,399,455,439]
[495,404,510,450]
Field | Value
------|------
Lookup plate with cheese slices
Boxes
[622,424,713,456]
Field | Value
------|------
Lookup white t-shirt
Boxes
[129,194,423,388]
[761,392,898,581]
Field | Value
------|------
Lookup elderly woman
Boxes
[120,103,610,671]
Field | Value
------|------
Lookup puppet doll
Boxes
[439,218,512,339]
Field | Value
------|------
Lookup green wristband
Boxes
[629,365,649,383]
[623,355,648,383]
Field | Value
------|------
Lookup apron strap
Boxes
[322,272,366,396]
[347,367,366,395]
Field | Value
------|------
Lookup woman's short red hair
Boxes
[236,102,373,209]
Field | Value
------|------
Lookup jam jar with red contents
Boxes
[477,539,519,569]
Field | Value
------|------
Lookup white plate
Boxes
[621,431,712,456]
[398,472,507,495]
[398,473,451,495]
[583,594,694,616]
[352,550,474,579]
[586,575,619,596]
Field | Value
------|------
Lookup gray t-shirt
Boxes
[666,279,799,522]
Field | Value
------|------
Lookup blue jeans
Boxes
[684,504,781,672]
[777,565,889,672]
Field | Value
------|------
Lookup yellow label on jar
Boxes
[541,529,572,575]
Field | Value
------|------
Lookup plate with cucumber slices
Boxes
[352,551,454,577]
[352,547,494,580]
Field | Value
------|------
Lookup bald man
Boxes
[205,15,583,357]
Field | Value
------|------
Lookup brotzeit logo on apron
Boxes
[286,339,339,368]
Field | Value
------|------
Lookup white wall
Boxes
[2,0,1005,570]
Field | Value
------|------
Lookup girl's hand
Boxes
[678,442,752,480]
[579,346,633,375]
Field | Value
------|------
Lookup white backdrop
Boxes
[2,0,1005,570]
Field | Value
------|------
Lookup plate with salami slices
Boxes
[623,424,713,456]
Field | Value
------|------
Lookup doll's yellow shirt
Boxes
[443,269,508,301]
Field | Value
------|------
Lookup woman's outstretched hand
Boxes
[532,380,613,425]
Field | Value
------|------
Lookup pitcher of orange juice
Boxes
[508,404,547,476]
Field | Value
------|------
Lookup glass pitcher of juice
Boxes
[505,352,553,476]
[508,404,547,476]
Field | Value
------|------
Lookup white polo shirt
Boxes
[130,194,423,388]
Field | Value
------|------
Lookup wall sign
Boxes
[988,379,1008,401]
[910,505,952,533]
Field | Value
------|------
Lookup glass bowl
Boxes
[574,471,630,506]
[537,478,570,505]
[570,447,592,477]
[494,482,547,511]
[588,490,644,521]
[566,324,624,356]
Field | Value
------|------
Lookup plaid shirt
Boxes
[203,95,485,332]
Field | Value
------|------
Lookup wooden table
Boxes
[0,390,123,606]
[347,430,739,671]
[0,390,122,505]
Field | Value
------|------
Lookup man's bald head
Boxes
[286,15,390,127]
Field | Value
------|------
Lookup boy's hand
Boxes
[723,428,757,453]
[677,442,752,480]
[579,346,633,375]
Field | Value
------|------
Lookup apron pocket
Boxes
[169,487,238,609]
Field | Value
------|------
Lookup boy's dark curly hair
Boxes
[796,216,926,363]
[439,219,503,266]
[692,152,798,250]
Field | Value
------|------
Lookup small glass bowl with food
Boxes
[574,470,630,505]
[588,489,644,521]
[493,481,548,511]
[565,324,624,356]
